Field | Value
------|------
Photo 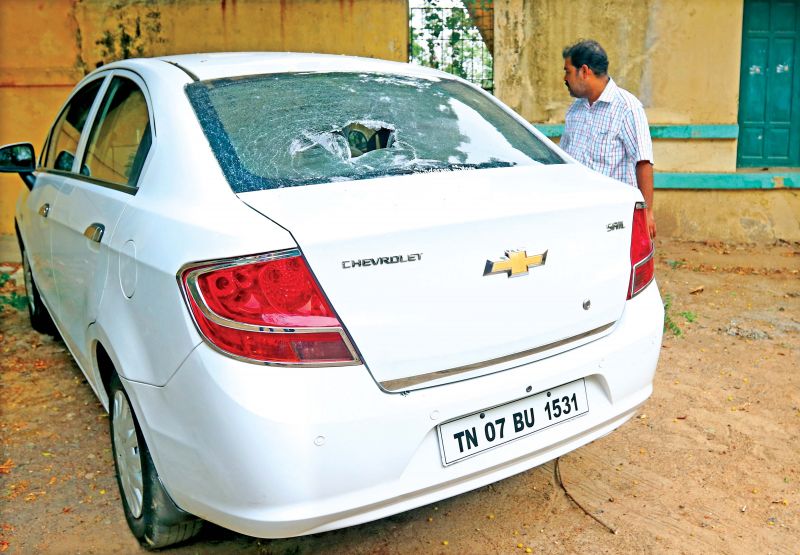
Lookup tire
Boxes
[20,246,56,335]
[109,374,202,549]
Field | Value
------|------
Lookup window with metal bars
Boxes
[409,0,494,93]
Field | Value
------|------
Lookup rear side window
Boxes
[81,76,152,187]
[45,78,104,172]
[186,72,564,192]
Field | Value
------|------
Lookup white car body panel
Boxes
[49,180,131,369]
[161,51,477,82]
[241,164,640,389]
[19,172,63,307]
[9,53,663,542]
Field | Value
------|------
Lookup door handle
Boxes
[84,223,105,243]
[38,203,50,218]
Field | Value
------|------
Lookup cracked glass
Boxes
[187,72,563,192]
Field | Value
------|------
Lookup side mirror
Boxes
[0,143,37,190]
[0,143,36,173]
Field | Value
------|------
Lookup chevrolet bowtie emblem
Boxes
[484,249,548,277]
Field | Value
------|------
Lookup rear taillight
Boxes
[627,202,655,299]
[180,249,359,365]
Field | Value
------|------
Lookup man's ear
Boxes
[580,64,592,78]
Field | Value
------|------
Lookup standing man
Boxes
[561,39,656,238]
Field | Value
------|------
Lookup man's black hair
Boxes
[563,40,609,76]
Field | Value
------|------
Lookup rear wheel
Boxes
[20,247,56,334]
[109,374,202,549]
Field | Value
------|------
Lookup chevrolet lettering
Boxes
[342,253,423,269]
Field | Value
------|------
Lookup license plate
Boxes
[437,378,589,465]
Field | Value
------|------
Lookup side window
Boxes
[45,79,104,172]
[81,77,152,187]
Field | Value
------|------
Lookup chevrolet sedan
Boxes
[0,53,663,549]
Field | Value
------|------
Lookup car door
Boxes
[48,71,153,370]
[21,76,107,318]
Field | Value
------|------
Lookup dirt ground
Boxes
[1,238,798,554]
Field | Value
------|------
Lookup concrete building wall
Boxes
[656,190,800,243]
[0,0,408,245]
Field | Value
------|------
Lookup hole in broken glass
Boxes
[289,120,397,165]
[343,122,395,157]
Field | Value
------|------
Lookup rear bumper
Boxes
[122,282,663,538]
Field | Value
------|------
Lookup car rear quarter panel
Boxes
[88,61,298,387]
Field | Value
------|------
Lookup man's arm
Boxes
[636,160,656,238]
[622,101,656,240]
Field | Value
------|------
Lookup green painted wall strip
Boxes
[654,172,799,189]
[534,124,565,137]
[650,125,739,139]
[534,124,739,139]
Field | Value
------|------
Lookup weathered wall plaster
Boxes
[494,0,744,173]
[655,190,800,243]
[654,140,739,173]
[494,0,743,124]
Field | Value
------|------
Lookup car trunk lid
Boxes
[239,164,640,391]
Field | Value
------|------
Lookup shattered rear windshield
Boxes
[186,72,564,192]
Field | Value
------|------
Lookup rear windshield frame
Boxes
[186,71,565,193]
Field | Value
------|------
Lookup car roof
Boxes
[133,52,452,82]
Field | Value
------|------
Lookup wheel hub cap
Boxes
[112,390,144,518]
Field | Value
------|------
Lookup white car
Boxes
[0,53,663,549]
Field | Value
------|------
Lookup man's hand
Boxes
[646,207,657,239]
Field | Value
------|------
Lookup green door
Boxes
[737,0,800,167]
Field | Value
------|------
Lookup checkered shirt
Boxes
[561,78,653,188]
